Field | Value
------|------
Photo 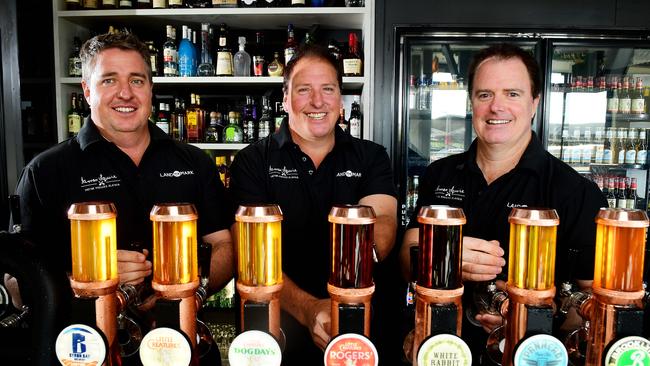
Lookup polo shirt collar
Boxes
[77,117,170,150]
[460,131,545,176]
[271,118,353,150]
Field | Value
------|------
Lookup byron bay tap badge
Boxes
[228,204,284,366]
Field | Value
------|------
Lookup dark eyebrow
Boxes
[99,72,147,79]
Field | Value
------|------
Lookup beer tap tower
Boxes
[412,206,471,366]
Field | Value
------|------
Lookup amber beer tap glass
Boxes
[328,205,376,337]
[150,203,200,348]
[412,206,466,365]
[584,208,648,366]
[67,202,120,364]
[501,208,559,366]
[234,204,283,342]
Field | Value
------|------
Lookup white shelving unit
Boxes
[51,1,375,149]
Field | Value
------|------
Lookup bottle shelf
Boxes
[190,143,248,150]
[60,76,365,87]
[606,113,649,122]
[570,163,649,173]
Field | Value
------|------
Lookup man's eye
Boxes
[477,93,490,99]
[323,87,336,94]
[102,79,115,85]
[509,92,520,97]
[297,87,310,94]
[131,79,144,85]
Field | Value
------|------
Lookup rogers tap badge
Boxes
[324,333,378,366]
[604,336,650,366]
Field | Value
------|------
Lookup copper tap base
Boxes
[237,282,283,342]
[501,285,556,366]
[327,283,374,338]
[584,287,644,366]
[70,278,120,366]
[152,279,200,349]
[411,285,463,366]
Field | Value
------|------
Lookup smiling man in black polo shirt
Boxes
[229,45,397,364]
[400,43,606,361]
[11,33,234,310]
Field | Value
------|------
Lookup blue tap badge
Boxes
[55,324,107,365]
[513,334,568,366]
[604,336,650,366]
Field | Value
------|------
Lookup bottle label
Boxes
[582,147,592,164]
[343,59,362,75]
[213,0,238,5]
[284,48,295,65]
[292,0,305,4]
[625,149,637,164]
[416,333,471,366]
[68,57,82,77]
[139,327,192,365]
[324,333,378,366]
[150,55,158,74]
[604,336,650,366]
[618,149,626,164]
[178,54,194,77]
[632,98,645,114]
[242,0,255,4]
[55,324,107,366]
[627,198,637,209]
[153,0,165,7]
[607,198,616,208]
[163,48,177,63]
[168,0,182,5]
[637,150,647,164]
[103,0,116,5]
[156,122,169,134]
[607,98,619,113]
[228,330,281,366]
[513,334,568,366]
[603,149,613,164]
[571,147,582,164]
[594,147,604,164]
[253,56,265,76]
[68,114,82,134]
[267,62,283,77]
[119,0,133,6]
[224,127,243,143]
[620,98,632,114]
[216,52,233,76]
[617,198,627,209]
[84,0,98,8]
[349,117,361,139]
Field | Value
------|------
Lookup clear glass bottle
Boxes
[197,23,215,76]
[223,111,243,143]
[258,96,273,139]
[233,37,252,77]
[163,25,178,77]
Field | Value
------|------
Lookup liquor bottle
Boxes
[197,23,215,76]
[570,128,582,165]
[168,0,184,7]
[252,32,266,77]
[625,128,638,164]
[344,0,363,6]
[593,127,604,164]
[408,75,418,110]
[291,0,306,6]
[627,177,639,209]
[215,156,230,187]
[68,93,82,137]
[145,41,159,76]
[560,128,570,163]
[619,77,632,114]
[616,177,627,208]
[258,96,273,139]
[186,93,203,143]
[267,52,284,77]
[607,76,619,114]
[171,97,186,141]
[349,96,362,139]
[601,176,609,197]
[192,0,211,7]
[242,96,257,142]
[119,0,134,8]
[284,24,297,65]
[152,0,167,8]
[328,39,343,70]
[136,0,152,7]
[586,75,594,92]
[163,25,178,77]
[83,0,99,9]
[581,127,592,165]
[102,0,117,8]
[178,25,197,77]
[338,106,348,133]
[68,37,82,77]
[602,127,613,164]
[205,111,221,142]
[212,0,237,7]
[631,77,645,114]
[215,24,233,77]
[223,111,243,143]
[233,37,252,77]
[597,76,606,93]
[66,0,82,10]
[418,76,430,110]
[239,0,257,6]
[342,32,362,76]
[156,103,170,134]
[637,128,647,164]
[274,102,286,131]
[617,128,628,164]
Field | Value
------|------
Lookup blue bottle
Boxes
[178,25,197,77]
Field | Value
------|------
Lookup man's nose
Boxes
[118,82,133,99]
[310,90,324,107]
[490,94,505,112]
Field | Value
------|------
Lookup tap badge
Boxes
[604,336,650,366]
[417,333,472,366]
[55,324,107,366]
[324,333,378,366]
[513,334,568,366]
[228,330,282,366]
[139,327,192,366]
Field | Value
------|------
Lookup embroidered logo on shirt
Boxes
[507,202,528,208]
[160,170,195,178]
[269,166,299,180]
[80,174,121,192]
[434,185,465,202]
[336,170,362,178]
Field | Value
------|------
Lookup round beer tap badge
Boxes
[417,333,472,366]
[604,336,650,366]
[324,333,378,366]
[55,324,107,366]
[228,330,282,366]
[513,334,568,366]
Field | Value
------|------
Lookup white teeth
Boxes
[114,107,135,113]
[307,112,326,119]
[487,119,510,125]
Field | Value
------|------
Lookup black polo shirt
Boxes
[14,118,232,274]
[229,120,397,299]
[408,132,607,282]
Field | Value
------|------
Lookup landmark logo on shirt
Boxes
[269,166,299,180]
[160,170,195,178]
[506,202,528,208]
[336,170,362,178]
[80,174,121,192]
[434,185,465,202]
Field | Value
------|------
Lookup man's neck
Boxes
[289,130,335,169]
[476,132,531,185]
[98,124,151,166]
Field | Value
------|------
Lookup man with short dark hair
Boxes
[229,45,398,364]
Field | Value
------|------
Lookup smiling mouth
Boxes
[113,107,136,113]
[307,112,326,120]
[486,119,510,125]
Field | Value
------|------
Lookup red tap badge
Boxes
[324,333,378,366]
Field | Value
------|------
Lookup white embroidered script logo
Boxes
[160,170,194,178]
[434,185,465,202]
[507,202,528,208]
[269,166,299,180]
[336,170,362,178]
[80,174,121,192]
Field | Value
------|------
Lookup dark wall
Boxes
[373,0,650,153]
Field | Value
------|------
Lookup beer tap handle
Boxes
[199,242,212,287]
[9,195,21,234]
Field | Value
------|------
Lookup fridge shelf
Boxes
[606,113,650,123]
[569,163,648,172]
